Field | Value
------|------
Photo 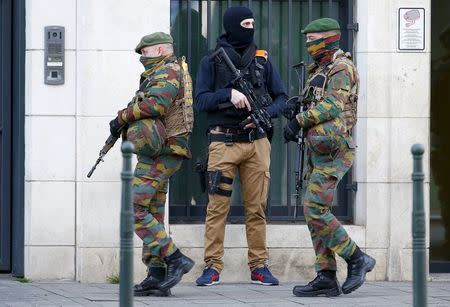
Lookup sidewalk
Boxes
[1,277,450,306]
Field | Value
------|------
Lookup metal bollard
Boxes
[120,141,135,307]
[411,143,427,307]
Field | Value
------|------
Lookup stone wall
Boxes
[354,0,431,281]
[24,0,170,281]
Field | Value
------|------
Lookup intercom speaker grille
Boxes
[47,43,62,54]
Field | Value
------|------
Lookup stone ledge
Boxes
[70,246,393,282]
[169,224,366,248]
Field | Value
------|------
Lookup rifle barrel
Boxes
[293,62,306,211]
[87,160,100,178]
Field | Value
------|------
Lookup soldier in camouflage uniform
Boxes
[283,18,376,297]
[109,32,194,296]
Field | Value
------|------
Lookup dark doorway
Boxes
[0,0,25,276]
[430,0,450,273]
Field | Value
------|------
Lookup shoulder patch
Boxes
[255,49,268,61]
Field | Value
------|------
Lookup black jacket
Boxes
[194,35,288,128]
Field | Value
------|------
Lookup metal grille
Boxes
[47,43,62,54]
[169,0,357,223]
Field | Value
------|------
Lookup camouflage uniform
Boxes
[290,18,374,298]
[117,54,191,268]
[296,50,359,272]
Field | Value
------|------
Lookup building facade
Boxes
[2,0,445,283]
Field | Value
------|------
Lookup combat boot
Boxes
[292,271,342,297]
[342,252,376,294]
[158,250,194,292]
[134,266,171,297]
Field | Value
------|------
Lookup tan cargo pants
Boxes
[204,135,271,272]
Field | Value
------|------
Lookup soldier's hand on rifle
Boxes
[109,117,123,138]
[283,96,300,120]
[231,89,252,111]
[283,117,301,143]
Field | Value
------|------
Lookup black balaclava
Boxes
[223,6,254,49]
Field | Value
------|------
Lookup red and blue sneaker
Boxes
[251,266,279,285]
[196,267,220,286]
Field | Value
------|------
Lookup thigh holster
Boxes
[207,170,233,197]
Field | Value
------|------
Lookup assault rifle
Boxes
[209,47,272,135]
[87,76,151,178]
[292,62,306,215]
[87,125,127,178]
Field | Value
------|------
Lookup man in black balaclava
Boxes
[194,6,288,286]
[223,6,255,50]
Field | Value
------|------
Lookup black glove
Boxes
[109,117,123,138]
[282,96,301,120]
[283,117,301,143]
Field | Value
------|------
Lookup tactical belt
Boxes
[208,128,266,145]
[210,126,247,134]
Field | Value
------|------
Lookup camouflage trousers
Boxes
[133,154,183,268]
[303,134,357,271]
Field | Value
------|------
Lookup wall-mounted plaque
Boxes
[398,8,425,51]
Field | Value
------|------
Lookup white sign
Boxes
[47,62,63,67]
[398,8,425,51]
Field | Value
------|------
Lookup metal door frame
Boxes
[11,0,25,277]
[0,0,13,272]
[0,0,25,276]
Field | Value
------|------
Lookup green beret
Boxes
[135,32,173,54]
[302,18,340,34]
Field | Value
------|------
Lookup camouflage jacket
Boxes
[118,55,191,158]
[296,49,358,142]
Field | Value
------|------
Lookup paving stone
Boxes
[0,279,448,306]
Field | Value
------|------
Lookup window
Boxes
[169,0,356,223]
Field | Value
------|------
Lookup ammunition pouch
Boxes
[165,56,194,138]
[207,170,233,197]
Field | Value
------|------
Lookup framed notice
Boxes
[398,8,425,51]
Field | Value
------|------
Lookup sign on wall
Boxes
[398,8,425,51]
